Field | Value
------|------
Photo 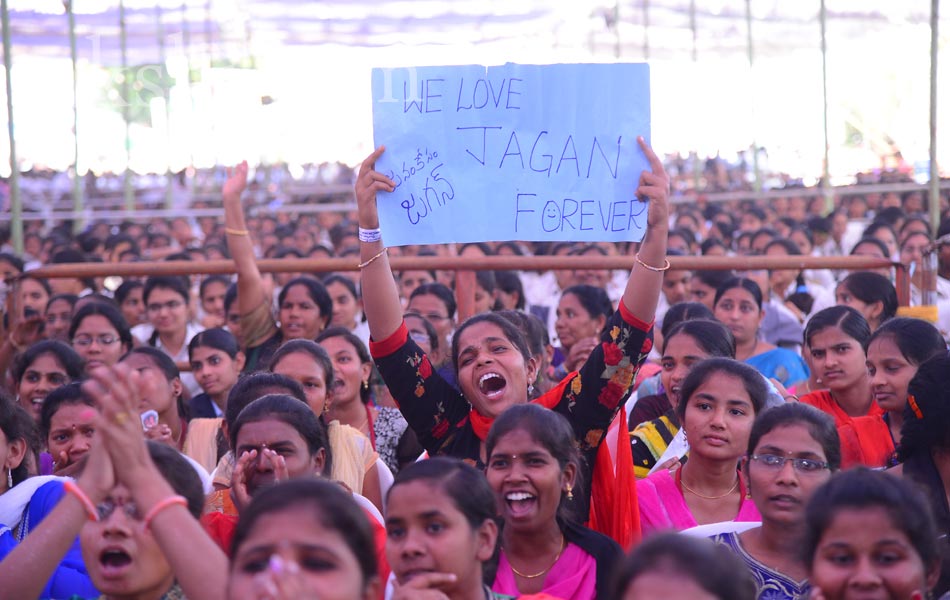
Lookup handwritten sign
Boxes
[371,63,651,246]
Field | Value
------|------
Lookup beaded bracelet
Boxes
[63,481,99,522]
[143,495,188,531]
[635,252,671,272]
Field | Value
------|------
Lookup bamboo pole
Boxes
[120,0,133,211]
[18,255,907,306]
[18,254,897,280]
[155,3,173,210]
[820,0,834,214]
[745,0,761,194]
[67,0,83,233]
[929,0,940,235]
[1,0,21,253]
[642,0,650,60]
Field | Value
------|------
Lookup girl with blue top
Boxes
[713,277,809,389]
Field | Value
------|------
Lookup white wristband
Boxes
[358,227,382,243]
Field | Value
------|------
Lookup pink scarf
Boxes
[636,469,761,536]
[493,543,597,600]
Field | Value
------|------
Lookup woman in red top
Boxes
[799,305,890,468]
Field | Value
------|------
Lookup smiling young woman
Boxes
[355,138,669,545]
[12,340,83,423]
[803,468,941,600]
[221,162,332,373]
[890,353,950,597]
[865,318,945,449]
[485,404,622,600]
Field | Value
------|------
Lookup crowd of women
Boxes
[0,138,949,599]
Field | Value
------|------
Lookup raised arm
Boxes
[552,138,669,454]
[0,441,112,600]
[620,137,670,324]
[355,147,403,342]
[87,364,228,600]
[223,161,269,318]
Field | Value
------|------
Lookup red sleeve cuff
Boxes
[619,301,654,332]
[369,322,409,358]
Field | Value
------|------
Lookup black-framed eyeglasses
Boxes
[750,453,829,473]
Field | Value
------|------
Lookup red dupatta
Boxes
[800,390,894,468]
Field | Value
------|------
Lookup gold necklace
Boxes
[508,536,566,579]
[681,475,740,500]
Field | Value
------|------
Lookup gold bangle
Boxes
[358,247,388,269]
[225,227,249,236]
[635,252,671,272]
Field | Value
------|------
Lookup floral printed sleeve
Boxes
[370,323,475,458]
[545,301,653,455]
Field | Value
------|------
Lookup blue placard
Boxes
[371,63,651,246]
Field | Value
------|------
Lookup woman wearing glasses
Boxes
[712,403,840,600]
[135,275,205,399]
[69,302,133,372]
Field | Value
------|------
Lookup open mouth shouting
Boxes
[98,547,134,579]
[478,372,508,400]
[668,384,683,403]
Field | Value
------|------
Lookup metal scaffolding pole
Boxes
[181,1,197,193]
[67,0,83,233]
[613,0,621,59]
[820,0,833,214]
[120,0,133,211]
[745,0,761,193]
[689,0,698,62]
[642,0,650,60]
[929,0,940,234]
[1,0,21,253]
[690,0,701,190]
[156,3,173,209]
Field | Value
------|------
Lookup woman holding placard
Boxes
[355,137,668,544]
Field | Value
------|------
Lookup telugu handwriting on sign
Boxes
[371,63,651,246]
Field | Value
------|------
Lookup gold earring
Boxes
[565,484,574,500]
[362,380,369,392]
